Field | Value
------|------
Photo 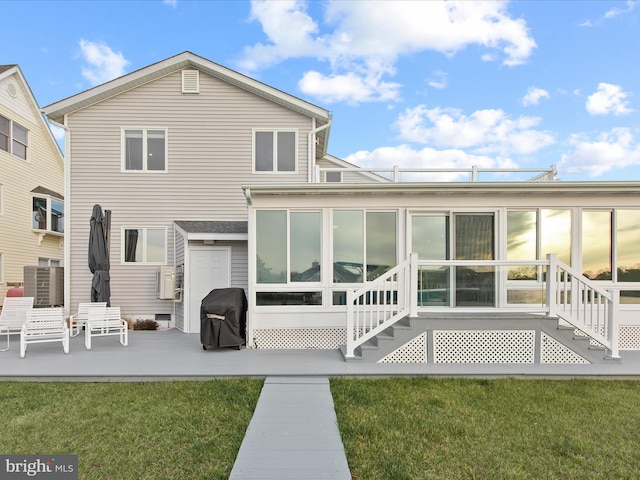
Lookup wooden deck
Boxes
[2,328,640,381]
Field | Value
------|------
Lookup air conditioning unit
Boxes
[156,266,176,300]
[24,266,64,307]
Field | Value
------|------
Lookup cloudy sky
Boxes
[3,0,640,181]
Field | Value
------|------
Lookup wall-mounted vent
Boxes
[182,70,199,94]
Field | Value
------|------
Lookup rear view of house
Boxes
[43,51,335,329]
[0,65,64,304]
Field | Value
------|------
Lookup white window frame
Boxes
[121,226,168,265]
[252,129,298,174]
[0,113,28,160]
[121,127,168,172]
[31,195,64,235]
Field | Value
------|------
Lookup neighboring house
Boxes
[43,52,640,365]
[0,65,64,305]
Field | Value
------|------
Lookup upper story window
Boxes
[122,128,167,172]
[0,114,28,160]
[31,189,64,234]
[253,130,297,173]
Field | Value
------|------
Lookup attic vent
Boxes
[7,83,17,98]
[182,70,199,94]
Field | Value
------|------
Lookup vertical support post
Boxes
[345,289,355,358]
[471,165,478,182]
[409,253,418,318]
[393,165,399,182]
[607,290,620,359]
[546,253,557,317]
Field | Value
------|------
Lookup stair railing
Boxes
[344,253,418,359]
[546,254,620,359]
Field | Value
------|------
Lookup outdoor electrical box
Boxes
[156,266,177,300]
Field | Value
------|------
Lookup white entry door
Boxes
[188,247,231,333]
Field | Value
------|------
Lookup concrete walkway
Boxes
[229,377,351,480]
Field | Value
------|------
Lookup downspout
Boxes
[307,120,331,183]
[44,114,71,314]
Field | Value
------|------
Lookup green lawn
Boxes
[0,380,262,480]
[331,377,640,480]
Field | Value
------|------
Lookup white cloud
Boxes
[522,87,550,106]
[395,105,555,156]
[163,0,177,7]
[586,83,633,115]
[427,70,448,89]
[559,128,640,177]
[604,0,636,19]
[239,0,536,104]
[298,70,401,104]
[79,39,130,86]
[344,144,518,181]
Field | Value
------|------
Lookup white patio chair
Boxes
[85,306,128,350]
[0,297,34,351]
[69,302,107,337]
[20,307,69,358]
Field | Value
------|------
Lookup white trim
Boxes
[120,226,168,265]
[120,127,168,173]
[252,129,298,174]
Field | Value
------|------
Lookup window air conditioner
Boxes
[156,266,176,300]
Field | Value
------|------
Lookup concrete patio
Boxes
[2,328,640,381]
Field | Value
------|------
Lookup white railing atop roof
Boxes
[344,252,620,360]
[317,164,558,183]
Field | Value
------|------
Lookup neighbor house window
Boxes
[122,128,167,171]
[32,196,64,233]
[253,130,296,173]
[0,114,28,160]
[38,258,61,267]
[122,227,167,264]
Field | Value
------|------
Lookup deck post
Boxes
[345,289,356,358]
[607,290,621,359]
[546,254,557,317]
[409,253,418,318]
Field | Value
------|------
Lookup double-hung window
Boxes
[253,130,297,173]
[0,114,28,160]
[122,128,167,172]
[122,227,167,264]
[32,195,64,233]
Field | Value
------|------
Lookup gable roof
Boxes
[0,64,64,167]
[43,51,332,156]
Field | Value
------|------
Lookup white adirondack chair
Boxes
[20,307,69,358]
[85,306,128,350]
[69,302,107,337]
[0,297,34,351]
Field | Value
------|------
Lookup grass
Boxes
[0,380,262,480]
[331,377,640,480]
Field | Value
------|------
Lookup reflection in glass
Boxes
[417,266,450,306]
[617,210,640,282]
[290,212,321,282]
[256,210,286,283]
[255,132,273,171]
[32,197,47,230]
[411,215,448,260]
[146,228,166,263]
[51,199,64,233]
[256,291,321,306]
[125,130,143,170]
[366,212,396,280]
[277,132,295,171]
[541,209,571,264]
[455,214,495,306]
[507,211,537,280]
[333,210,363,283]
[124,229,140,262]
[582,211,612,280]
[147,130,166,171]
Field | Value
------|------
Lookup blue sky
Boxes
[3,0,640,181]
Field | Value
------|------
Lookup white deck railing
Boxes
[317,165,558,183]
[547,254,620,359]
[344,253,620,360]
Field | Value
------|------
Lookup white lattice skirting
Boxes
[253,328,346,349]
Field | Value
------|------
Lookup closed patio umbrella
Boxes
[89,204,111,305]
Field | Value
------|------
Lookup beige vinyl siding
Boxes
[0,74,64,303]
[174,229,185,330]
[66,70,312,317]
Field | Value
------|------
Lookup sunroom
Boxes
[243,181,640,362]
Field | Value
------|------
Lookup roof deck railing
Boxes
[316,164,558,183]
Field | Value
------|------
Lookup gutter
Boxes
[307,120,331,183]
